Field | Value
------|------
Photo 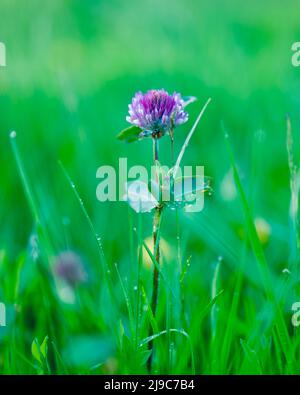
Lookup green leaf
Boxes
[172,98,211,178]
[162,176,211,209]
[40,335,49,359]
[139,349,152,366]
[117,125,142,143]
[31,338,42,365]
[173,176,211,201]
[31,336,49,373]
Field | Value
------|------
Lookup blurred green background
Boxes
[0,0,300,374]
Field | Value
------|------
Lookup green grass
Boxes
[1,0,300,375]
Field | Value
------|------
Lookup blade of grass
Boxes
[172,98,212,179]
[58,160,118,330]
[139,328,195,374]
[114,263,135,340]
[140,238,177,300]
[220,242,247,373]
[10,131,40,225]
[223,125,295,372]
[211,257,221,341]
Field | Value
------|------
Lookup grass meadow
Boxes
[1,0,300,375]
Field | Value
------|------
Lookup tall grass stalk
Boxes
[224,126,295,372]
[10,131,40,226]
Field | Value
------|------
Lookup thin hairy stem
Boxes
[148,137,163,371]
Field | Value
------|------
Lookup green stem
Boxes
[151,207,162,312]
[148,136,162,372]
[10,131,40,225]
[148,206,162,371]
[170,129,174,166]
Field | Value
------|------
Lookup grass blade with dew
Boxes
[139,328,195,374]
[58,160,118,329]
[10,131,55,306]
[186,288,224,371]
[223,124,295,372]
[10,131,40,225]
[172,98,212,179]
[210,257,223,373]
[166,279,172,373]
[133,210,177,300]
[51,341,69,374]
[58,160,107,273]
[10,131,53,254]
[210,256,222,342]
[114,263,135,340]
[140,286,161,371]
[240,339,263,374]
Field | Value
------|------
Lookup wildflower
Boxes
[53,251,87,287]
[126,89,188,138]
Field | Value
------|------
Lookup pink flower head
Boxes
[126,89,188,138]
